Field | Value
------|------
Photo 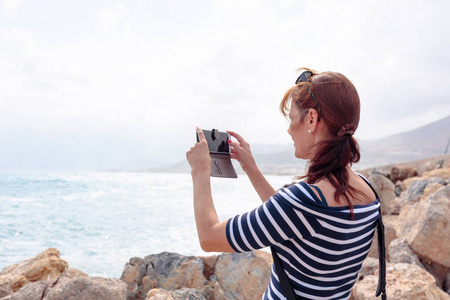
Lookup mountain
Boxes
[357,115,450,169]
[144,115,450,175]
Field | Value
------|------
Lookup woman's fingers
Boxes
[227,130,244,143]
[227,130,250,151]
[227,139,242,150]
[196,127,206,143]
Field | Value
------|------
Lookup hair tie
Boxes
[337,124,356,137]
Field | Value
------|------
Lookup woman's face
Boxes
[287,103,314,159]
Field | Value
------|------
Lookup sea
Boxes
[0,171,293,278]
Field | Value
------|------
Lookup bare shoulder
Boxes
[312,172,376,207]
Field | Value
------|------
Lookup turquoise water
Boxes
[0,171,292,278]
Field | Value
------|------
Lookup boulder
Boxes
[397,185,450,267]
[422,168,450,181]
[143,252,205,291]
[444,271,450,295]
[399,179,429,205]
[121,252,206,300]
[0,248,68,294]
[420,159,445,174]
[388,238,422,267]
[199,255,218,280]
[367,174,398,214]
[121,257,147,300]
[214,251,272,300]
[146,287,205,300]
[62,268,88,278]
[357,257,379,278]
[0,276,127,300]
[352,263,450,300]
[388,166,418,183]
[146,288,174,300]
[401,169,449,192]
[45,276,127,300]
[0,281,47,300]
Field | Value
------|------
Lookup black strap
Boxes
[358,174,387,299]
[309,185,328,206]
[271,246,298,300]
[375,215,387,299]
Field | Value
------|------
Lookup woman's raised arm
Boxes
[227,130,277,202]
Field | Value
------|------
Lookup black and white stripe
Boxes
[226,181,380,300]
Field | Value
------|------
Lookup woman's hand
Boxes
[228,130,277,202]
[227,130,257,173]
[186,128,211,176]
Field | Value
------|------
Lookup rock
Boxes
[388,238,422,267]
[211,281,228,300]
[0,248,68,293]
[144,252,205,291]
[357,257,379,278]
[352,263,450,300]
[171,287,205,300]
[388,166,418,183]
[146,288,205,300]
[121,257,146,300]
[0,285,13,298]
[214,251,272,300]
[62,267,89,278]
[146,288,174,300]
[0,281,47,300]
[397,185,450,267]
[199,255,218,280]
[367,174,398,214]
[444,270,450,294]
[2,276,127,300]
[421,260,450,292]
[0,275,28,294]
[424,182,447,199]
[121,252,206,300]
[399,179,429,205]
[43,276,127,300]
[423,168,450,181]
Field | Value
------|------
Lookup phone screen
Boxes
[197,129,230,154]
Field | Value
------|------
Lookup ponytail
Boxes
[302,135,361,218]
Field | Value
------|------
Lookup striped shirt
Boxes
[226,179,380,300]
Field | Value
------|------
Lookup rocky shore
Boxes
[1,155,450,300]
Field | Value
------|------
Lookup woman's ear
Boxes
[307,108,319,132]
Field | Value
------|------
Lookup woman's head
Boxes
[281,68,360,141]
[281,68,363,212]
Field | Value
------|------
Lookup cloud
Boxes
[95,4,130,33]
[1,0,23,18]
[0,0,449,169]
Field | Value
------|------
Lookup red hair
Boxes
[280,68,364,216]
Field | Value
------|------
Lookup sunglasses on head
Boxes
[295,70,321,120]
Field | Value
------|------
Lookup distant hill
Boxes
[357,115,450,169]
[144,115,450,175]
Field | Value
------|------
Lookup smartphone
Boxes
[195,128,237,178]
[196,129,231,154]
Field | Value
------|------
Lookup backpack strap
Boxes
[271,246,298,300]
[356,173,387,299]
[375,215,387,299]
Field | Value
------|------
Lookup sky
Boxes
[0,0,449,170]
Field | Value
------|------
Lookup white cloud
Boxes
[1,0,23,18]
[95,4,130,33]
[0,0,449,168]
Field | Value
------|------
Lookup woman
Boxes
[186,68,384,299]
